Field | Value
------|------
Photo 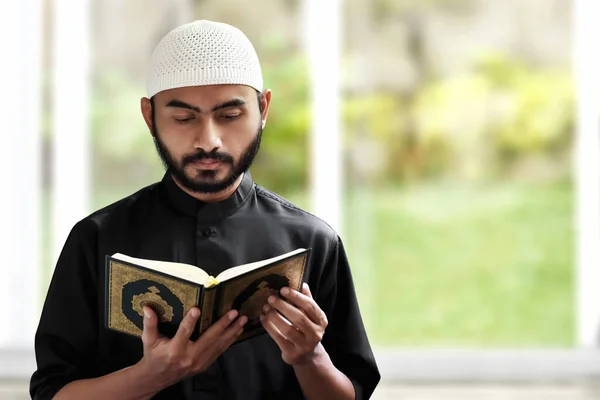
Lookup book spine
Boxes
[198,286,217,336]
[104,255,112,334]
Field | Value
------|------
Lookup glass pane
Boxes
[342,0,574,347]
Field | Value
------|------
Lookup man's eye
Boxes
[221,114,240,120]
[174,117,194,124]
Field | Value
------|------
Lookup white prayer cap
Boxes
[145,20,263,98]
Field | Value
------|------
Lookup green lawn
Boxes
[42,179,574,348]
[342,181,574,347]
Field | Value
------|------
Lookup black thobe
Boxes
[30,171,380,399]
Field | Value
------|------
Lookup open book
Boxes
[105,248,310,343]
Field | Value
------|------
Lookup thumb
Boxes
[141,306,160,346]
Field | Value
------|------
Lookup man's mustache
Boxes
[183,151,234,165]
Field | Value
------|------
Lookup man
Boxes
[30,19,380,400]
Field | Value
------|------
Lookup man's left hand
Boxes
[260,283,328,366]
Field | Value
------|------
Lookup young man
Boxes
[30,20,380,400]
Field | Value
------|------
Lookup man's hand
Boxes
[260,283,328,366]
[137,306,247,390]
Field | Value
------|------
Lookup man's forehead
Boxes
[155,84,255,105]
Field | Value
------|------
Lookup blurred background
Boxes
[2,0,600,399]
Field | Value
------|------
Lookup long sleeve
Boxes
[318,234,381,400]
[30,221,100,400]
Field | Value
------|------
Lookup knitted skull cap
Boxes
[146,20,263,98]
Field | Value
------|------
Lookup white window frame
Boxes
[0,0,42,349]
[51,0,92,267]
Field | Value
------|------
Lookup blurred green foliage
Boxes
[479,54,574,162]
[408,52,574,183]
[250,53,311,193]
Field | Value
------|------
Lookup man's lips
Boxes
[189,159,222,168]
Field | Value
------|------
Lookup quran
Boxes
[105,248,310,343]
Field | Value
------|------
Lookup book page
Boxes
[111,253,209,286]
[215,248,306,283]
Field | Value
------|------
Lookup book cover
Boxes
[104,249,310,344]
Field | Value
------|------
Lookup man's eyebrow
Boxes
[211,98,246,112]
[165,100,201,113]
[164,98,246,113]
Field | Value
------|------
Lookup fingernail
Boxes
[263,304,270,312]
[239,316,247,326]
[191,308,200,318]
[281,287,290,295]
[229,310,238,320]
[143,308,150,319]
[268,296,276,304]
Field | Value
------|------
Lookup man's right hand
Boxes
[136,305,247,390]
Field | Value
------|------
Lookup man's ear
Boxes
[140,97,155,136]
[259,89,272,127]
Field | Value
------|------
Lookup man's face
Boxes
[143,84,270,194]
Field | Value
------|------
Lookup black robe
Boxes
[29,171,380,399]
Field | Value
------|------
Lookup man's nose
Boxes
[192,119,222,152]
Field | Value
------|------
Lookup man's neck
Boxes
[172,173,244,203]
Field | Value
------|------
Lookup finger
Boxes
[301,283,312,298]
[142,306,160,347]
[280,287,327,327]
[202,315,248,360]
[217,315,248,349]
[265,296,316,335]
[172,307,201,347]
[261,308,305,346]
[260,312,296,354]
[195,309,239,346]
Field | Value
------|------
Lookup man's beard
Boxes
[152,123,263,194]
